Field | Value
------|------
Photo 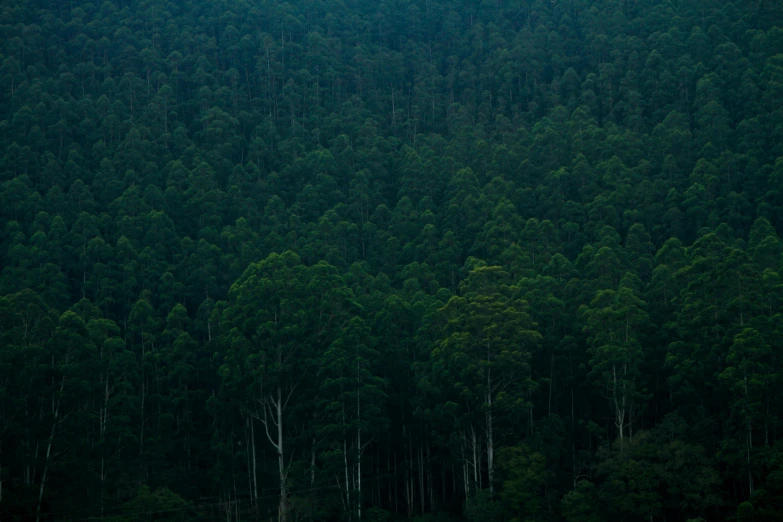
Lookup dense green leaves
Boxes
[1,0,783,520]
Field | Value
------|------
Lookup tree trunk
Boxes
[747,426,754,496]
[463,460,468,500]
[277,387,287,522]
[246,418,253,508]
[37,375,65,522]
[613,365,625,453]
[101,457,105,519]
[548,350,555,417]
[357,455,362,522]
[343,390,352,521]
[387,451,392,509]
[251,418,258,504]
[394,451,398,514]
[486,369,494,495]
[311,436,316,487]
[419,444,424,514]
[140,366,145,455]
[471,426,478,489]
[357,360,362,522]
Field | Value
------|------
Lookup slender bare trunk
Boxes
[548,350,555,417]
[343,436,351,517]
[101,457,105,519]
[311,436,316,487]
[428,443,434,509]
[277,387,287,522]
[462,434,469,501]
[418,444,424,514]
[471,426,478,488]
[343,399,351,520]
[387,451,392,509]
[251,417,258,503]
[394,451,398,514]
[246,418,253,508]
[357,433,362,520]
[357,456,362,522]
[357,360,362,522]
[486,370,494,494]
[37,375,65,522]
[140,368,145,455]
[748,426,754,496]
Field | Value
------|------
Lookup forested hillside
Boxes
[2,0,783,520]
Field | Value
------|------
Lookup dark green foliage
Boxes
[1,0,782,521]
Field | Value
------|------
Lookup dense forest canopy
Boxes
[2,0,783,520]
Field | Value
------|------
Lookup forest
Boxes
[1,0,783,520]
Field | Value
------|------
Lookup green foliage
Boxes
[464,490,502,522]
[497,445,547,521]
[1,0,783,520]
[561,481,602,522]
[106,486,198,522]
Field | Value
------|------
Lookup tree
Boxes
[221,252,353,522]
[37,309,96,521]
[319,317,388,521]
[431,263,540,495]
[582,273,649,449]
[719,328,775,497]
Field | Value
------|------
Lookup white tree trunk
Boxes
[258,384,288,522]
[462,439,470,501]
[357,395,362,521]
[277,387,287,522]
[245,418,253,508]
[342,392,352,520]
[37,375,65,522]
[613,364,627,454]
[139,332,146,456]
[748,427,754,495]
[419,445,425,514]
[471,426,478,488]
[486,368,494,495]
[344,436,351,519]
[139,368,145,455]
[251,417,258,503]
